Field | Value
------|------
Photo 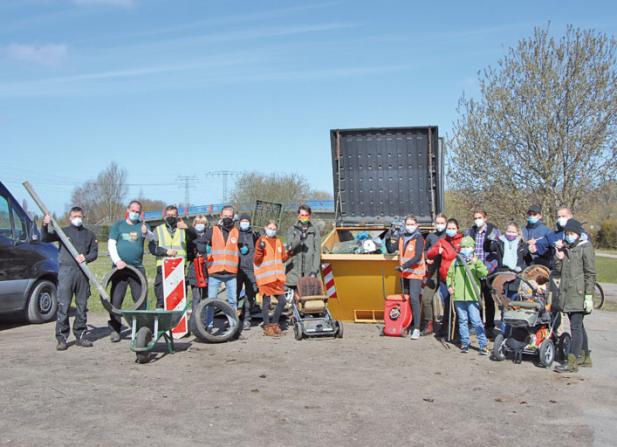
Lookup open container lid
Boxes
[330,126,442,227]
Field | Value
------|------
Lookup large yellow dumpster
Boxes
[322,126,443,322]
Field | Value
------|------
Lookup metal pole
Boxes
[22,181,118,315]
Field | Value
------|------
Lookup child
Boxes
[491,222,528,273]
[253,220,292,336]
[446,236,489,354]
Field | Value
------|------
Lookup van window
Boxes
[0,195,12,239]
[11,206,27,241]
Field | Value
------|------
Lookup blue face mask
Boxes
[460,247,474,258]
[527,216,539,225]
[128,211,140,223]
[239,221,250,231]
[445,229,457,238]
[565,234,579,245]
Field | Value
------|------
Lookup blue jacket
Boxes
[522,221,550,242]
[535,227,588,258]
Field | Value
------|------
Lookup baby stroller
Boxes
[491,265,571,367]
[291,277,343,340]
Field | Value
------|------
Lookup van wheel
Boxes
[27,280,57,323]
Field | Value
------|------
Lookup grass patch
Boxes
[596,256,617,284]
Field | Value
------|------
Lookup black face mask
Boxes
[222,217,234,229]
[165,216,177,228]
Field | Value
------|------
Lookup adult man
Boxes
[149,205,194,308]
[530,207,588,264]
[421,213,447,335]
[107,200,153,342]
[522,204,550,266]
[237,213,259,330]
[285,205,321,288]
[203,206,240,330]
[465,209,500,336]
[42,207,98,351]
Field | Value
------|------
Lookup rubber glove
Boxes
[206,245,212,255]
[240,246,249,255]
[584,295,593,314]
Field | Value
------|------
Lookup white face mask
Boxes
[195,224,205,233]
[70,217,83,227]
[557,217,569,228]
[435,223,446,232]
[265,228,277,238]
[239,221,250,231]
[405,225,417,234]
[474,218,485,228]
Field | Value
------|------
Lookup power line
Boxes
[204,170,243,203]
[176,175,198,208]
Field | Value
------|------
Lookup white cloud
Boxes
[71,0,135,7]
[5,43,68,66]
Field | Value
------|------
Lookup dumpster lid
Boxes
[330,126,440,226]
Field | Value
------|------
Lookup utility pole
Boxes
[177,175,198,208]
[204,171,243,203]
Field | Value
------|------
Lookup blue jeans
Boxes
[454,300,487,349]
[205,276,237,327]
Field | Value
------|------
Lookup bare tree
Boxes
[449,25,617,226]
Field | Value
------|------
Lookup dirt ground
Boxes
[1,308,616,447]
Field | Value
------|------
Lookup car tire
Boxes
[192,298,240,343]
[26,279,58,324]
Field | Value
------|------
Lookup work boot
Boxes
[110,330,121,343]
[272,324,283,336]
[421,321,434,336]
[56,338,68,351]
[555,354,579,373]
[577,351,592,368]
[262,324,275,336]
[75,335,93,348]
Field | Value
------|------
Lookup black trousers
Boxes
[403,278,422,332]
[262,295,286,325]
[236,268,256,322]
[108,265,147,333]
[568,312,589,358]
[154,266,164,308]
[481,279,495,330]
[56,266,90,341]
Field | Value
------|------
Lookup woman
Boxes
[554,219,595,373]
[254,220,293,336]
[491,222,528,273]
[386,215,425,339]
[187,215,209,319]
[426,218,463,338]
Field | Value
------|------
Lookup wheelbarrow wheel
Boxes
[135,326,152,364]
[192,298,241,343]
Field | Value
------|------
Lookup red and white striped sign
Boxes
[163,257,188,338]
[321,263,337,299]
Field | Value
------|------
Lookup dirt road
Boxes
[1,310,616,447]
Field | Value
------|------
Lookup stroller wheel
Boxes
[335,321,344,339]
[294,322,304,341]
[492,332,506,361]
[557,332,572,361]
[539,339,555,368]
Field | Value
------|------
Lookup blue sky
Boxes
[2,0,616,214]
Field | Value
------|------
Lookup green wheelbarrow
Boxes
[122,307,187,364]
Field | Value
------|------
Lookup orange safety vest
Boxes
[207,226,240,275]
[254,237,286,286]
[398,237,426,280]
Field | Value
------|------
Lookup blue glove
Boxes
[206,245,212,254]
[240,246,249,255]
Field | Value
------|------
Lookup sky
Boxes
[1,0,617,214]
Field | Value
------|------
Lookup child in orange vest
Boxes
[254,220,292,336]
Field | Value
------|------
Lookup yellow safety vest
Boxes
[155,224,187,267]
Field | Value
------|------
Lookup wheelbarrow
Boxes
[122,307,187,364]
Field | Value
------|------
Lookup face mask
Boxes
[265,228,277,238]
[474,218,485,228]
[298,216,310,224]
[527,216,540,225]
[405,225,417,234]
[557,217,569,228]
[239,221,250,231]
[460,247,474,258]
[222,217,234,228]
[195,224,205,233]
[565,234,579,245]
[435,224,446,233]
[445,229,457,238]
[505,232,518,241]
[165,216,177,227]
[128,211,140,223]
[70,217,83,227]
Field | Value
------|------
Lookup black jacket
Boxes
[489,237,529,272]
[238,228,259,272]
[42,224,98,268]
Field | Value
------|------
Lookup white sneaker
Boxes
[411,329,420,340]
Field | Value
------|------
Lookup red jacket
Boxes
[427,233,463,282]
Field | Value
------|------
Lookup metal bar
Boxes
[154,315,159,338]
[22,181,118,315]
[131,318,137,341]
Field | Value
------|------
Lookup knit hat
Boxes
[527,204,542,214]
[564,219,583,236]
[238,213,251,222]
[460,236,475,248]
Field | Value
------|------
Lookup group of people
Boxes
[43,200,595,373]
[387,205,596,372]
[42,202,321,348]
